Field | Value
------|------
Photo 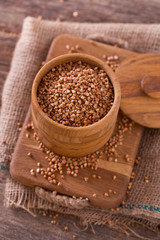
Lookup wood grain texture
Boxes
[32,53,120,157]
[116,54,160,128]
[47,34,137,62]
[0,1,160,239]
[0,32,18,103]
[1,171,160,240]
[0,0,160,35]
[10,35,143,209]
[141,72,160,99]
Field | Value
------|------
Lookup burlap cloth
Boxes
[0,17,160,234]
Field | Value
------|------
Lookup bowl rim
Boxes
[32,53,121,131]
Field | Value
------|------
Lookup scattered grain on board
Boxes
[17,122,22,127]
[73,11,79,17]
[64,226,69,231]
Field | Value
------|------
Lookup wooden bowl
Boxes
[32,53,121,157]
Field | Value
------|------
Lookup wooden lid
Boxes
[115,54,160,128]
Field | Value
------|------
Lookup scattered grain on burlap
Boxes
[1,17,160,232]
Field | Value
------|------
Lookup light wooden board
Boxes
[116,54,160,128]
[10,35,143,209]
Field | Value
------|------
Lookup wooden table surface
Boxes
[0,1,160,239]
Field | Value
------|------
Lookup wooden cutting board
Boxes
[10,34,143,209]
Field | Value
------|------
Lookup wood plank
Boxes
[10,35,143,209]
[0,0,160,35]
[0,32,18,104]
